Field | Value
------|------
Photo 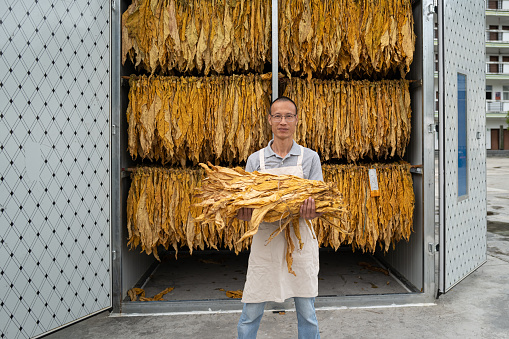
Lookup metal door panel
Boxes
[438,0,487,293]
[0,1,111,338]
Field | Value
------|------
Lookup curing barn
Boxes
[0,0,487,338]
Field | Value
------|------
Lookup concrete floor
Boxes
[486,156,509,266]
[44,156,509,339]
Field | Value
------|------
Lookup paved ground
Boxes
[486,156,509,265]
[44,157,509,339]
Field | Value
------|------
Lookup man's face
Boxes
[268,100,298,140]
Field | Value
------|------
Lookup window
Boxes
[489,55,499,73]
[503,26,509,42]
[503,56,509,73]
[457,74,467,198]
[486,85,493,100]
[489,25,499,40]
[488,0,499,9]
[489,25,499,41]
[503,86,509,100]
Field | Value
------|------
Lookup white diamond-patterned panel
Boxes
[0,1,110,338]
[442,0,486,291]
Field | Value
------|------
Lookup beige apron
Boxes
[241,146,319,303]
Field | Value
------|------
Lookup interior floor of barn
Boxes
[132,248,412,302]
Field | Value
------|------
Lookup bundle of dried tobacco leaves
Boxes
[127,75,411,164]
[317,162,414,253]
[126,166,252,260]
[192,163,348,274]
[126,73,272,165]
[279,0,415,79]
[121,0,414,78]
[283,78,412,162]
[126,163,414,261]
[122,0,271,75]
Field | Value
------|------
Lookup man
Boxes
[236,96,323,339]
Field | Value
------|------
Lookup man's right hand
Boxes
[237,207,253,221]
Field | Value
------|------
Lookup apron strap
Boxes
[297,146,304,167]
[259,148,266,171]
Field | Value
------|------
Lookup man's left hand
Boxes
[300,197,323,220]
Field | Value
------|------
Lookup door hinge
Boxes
[410,79,423,89]
[428,243,439,253]
[112,124,117,135]
[427,4,437,16]
[410,166,423,174]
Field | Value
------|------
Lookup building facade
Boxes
[486,0,509,149]
[435,0,509,150]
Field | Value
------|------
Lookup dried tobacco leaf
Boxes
[127,287,145,301]
[139,287,174,301]
[128,287,174,301]
[225,290,243,299]
[219,288,243,299]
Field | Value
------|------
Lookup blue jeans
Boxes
[237,297,320,339]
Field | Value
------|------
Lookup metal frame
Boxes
[119,293,434,314]
[111,0,159,313]
[420,0,439,300]
[109,0,438,314]
[111,0,123,313]
[272,0,279,100]
[438,0,446,295]
[421,0,436,299]
[422,0,438,300]
[381,0,436,299]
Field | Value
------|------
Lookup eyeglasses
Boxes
[270,113,297,123]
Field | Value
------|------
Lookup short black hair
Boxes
[270,96,297,115]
